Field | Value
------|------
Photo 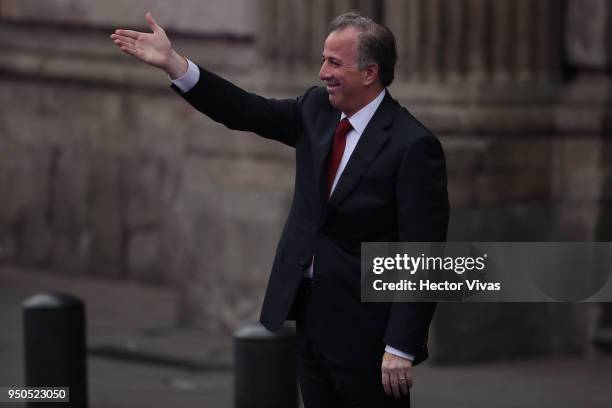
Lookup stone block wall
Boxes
[0,68,295,330]
[0,1,293,331]
[1,0,611,359]
[0,0,256,36]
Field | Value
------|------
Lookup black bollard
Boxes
[234,323,297,408]
[23,292,88,408]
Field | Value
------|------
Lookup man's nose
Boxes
[319,63,329,81]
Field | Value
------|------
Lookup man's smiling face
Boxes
[319,27,367,117]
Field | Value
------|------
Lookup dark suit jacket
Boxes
[173,66,449,369]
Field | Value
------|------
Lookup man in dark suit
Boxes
[112,11,448,407]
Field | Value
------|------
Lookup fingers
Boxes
[114,38,135,50]
[118,45,143,60]
[389,375,401,399]
[399,373,410,395]
[383,369,407,399]
[112,12,162,40]
[110,33,146,61]
[381,371,392,397]
[113,29,141,40]
[110,34,135,47]
[145,12,161,33]
[110,37,142,59]
[110,35,136,52]
[386,370,411,398]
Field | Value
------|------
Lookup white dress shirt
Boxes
[172,60,414,361]
[171,58,200,92]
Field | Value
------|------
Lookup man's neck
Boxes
[345,86,385,118]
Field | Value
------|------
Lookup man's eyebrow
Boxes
[322,55,342,63]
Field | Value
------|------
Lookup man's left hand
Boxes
[381,352,413,398]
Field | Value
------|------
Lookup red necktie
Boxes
[326,118,353,197]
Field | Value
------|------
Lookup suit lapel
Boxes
[312,108,340,206]
[327,92,396,208]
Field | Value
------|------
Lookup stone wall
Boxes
[0,1,289,332]
[1,0,611,358]
[0,0,256,36]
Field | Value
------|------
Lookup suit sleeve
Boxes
[171,65,309,148]
[383,134,449,362]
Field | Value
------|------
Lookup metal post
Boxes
[23,292,88,408]
[234,323,297,408]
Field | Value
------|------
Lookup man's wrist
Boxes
[164,49,189,80]
[170,59,199,92]
[385,345,415,361]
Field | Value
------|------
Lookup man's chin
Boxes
[328,94,341,110]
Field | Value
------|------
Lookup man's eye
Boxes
[321,57,340,67]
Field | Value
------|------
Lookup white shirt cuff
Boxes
[385,345,415,361]
[170,58,200,93]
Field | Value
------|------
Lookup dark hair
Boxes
[328,12,398,87]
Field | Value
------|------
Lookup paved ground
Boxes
[0,265,611,407]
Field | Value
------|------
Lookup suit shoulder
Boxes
[389,104,440,150]
[393,105,433,138]
[300,86,333,111]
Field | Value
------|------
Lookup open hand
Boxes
[110,12,187,78]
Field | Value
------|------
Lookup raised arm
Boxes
[110,12,188,79]
[110,12,304,147]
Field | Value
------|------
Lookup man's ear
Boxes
[363,63,380,86]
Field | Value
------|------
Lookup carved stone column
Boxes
[257,0,382,69]
[566,0,612,353]
[566,0,612,69]
[385,0,563,83]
